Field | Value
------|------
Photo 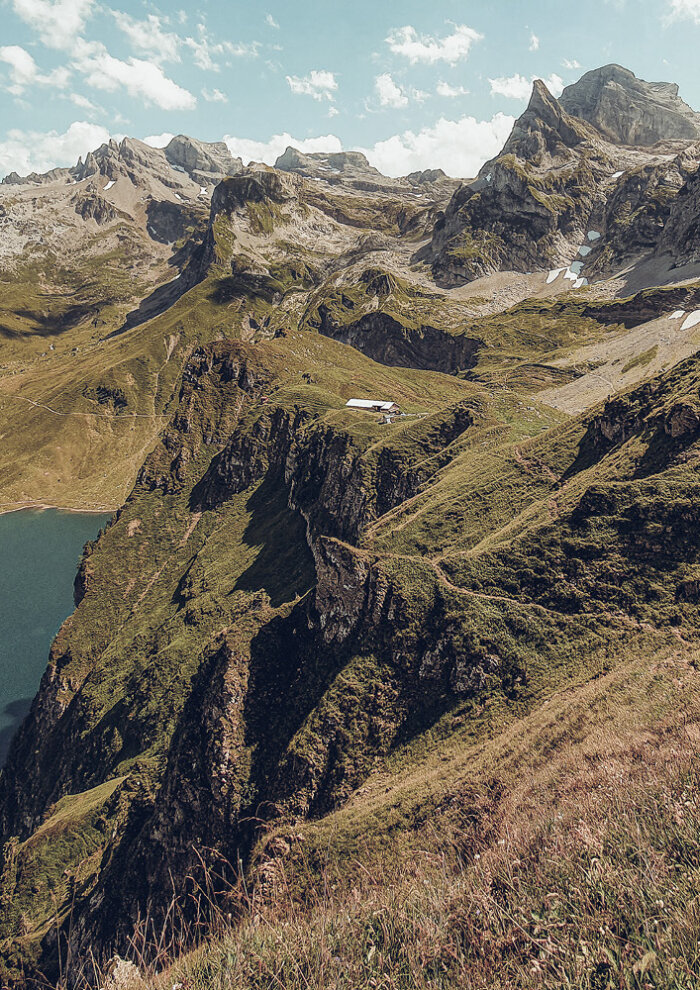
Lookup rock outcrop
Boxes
[2,135,243,190]
[274,146,460,196]
[164,134,243,184]
[427,80,610,284]
[426,67,700,285]
[559,64,700,146]
[657,158,700,266]
[315,309,481,373]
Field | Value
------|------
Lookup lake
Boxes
[0,508,111,766]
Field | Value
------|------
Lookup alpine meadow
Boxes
[0,4,700,988]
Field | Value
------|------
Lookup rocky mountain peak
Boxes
[274,147,378,177]
[164,135,243,179]
[497,78,594,164]
[559,63,700,146]
[274,146,312,171]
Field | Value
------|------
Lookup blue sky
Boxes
[2,0,700,178]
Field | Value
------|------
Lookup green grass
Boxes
[104,647,700,990]
[622,345,659,374]
[4,159,700,988]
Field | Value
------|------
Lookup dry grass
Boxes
[72,658,700,990]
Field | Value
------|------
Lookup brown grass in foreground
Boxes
[75,710,700,990]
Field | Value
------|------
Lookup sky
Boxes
[2,0,700,179]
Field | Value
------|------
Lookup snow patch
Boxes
[681,310,700,331]
[172,164,186,173]
[199,186,209,196]
[587,231,601,241]
[547,268,565,284]
[563,261,584,281]
[104,180,115,191]
[670,310,685,320]
[574,277,589,289]
[612,171,624,179]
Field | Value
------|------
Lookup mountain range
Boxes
[1,64,700,988]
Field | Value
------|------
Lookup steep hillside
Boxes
[427,67,700,287]
[1,62,700,988]
[3,327,700,985]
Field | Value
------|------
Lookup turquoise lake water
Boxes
[0,509,111,765]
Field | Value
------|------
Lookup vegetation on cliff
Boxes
[2,65,700,990]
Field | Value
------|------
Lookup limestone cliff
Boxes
[559,64,700,146]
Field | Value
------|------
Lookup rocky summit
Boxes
[559,63,700,146]
[1,63,700,990]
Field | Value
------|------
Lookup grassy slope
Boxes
[0,333,479,976]
[2,173,700,986]
[0,170,685,514]
[3,326,700,986]
[153,646,700,990]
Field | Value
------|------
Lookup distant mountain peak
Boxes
[274,147,377,176]
[559,63,700,146]
[164,135,243,179]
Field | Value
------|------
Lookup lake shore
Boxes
[0,500,117,516]
[0,507,112,764]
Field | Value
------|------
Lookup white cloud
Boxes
[218,110,513,179]
[111,13,258,71]
[70,92,97,110]
[562,58,582,70]
[666,0,700,22]
[72,40,196,110]
[529,32,540,51]
[143,132,175,148]
[0,44,69,94]
[10,0,94,50]
[112,11,181,64]
[0,46,42,96]
[223,131,343,165]
[489,72,564,100]
[0,119,109,176]
[0,45,39,94]
[203,87,228,103]
[286,69,337,101]
[360,113,515,177]
[328,106,339,117]
[266,13,279,28]
[386,23,482,65]
[436,80,469,97]
[375,73,408,108]
[184,27,259,71]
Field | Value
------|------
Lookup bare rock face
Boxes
[658,159,700,265]
[1,134,242,190]
[275,146,380,178]
[164,134,243,181]
[274,145,459,197]
[585,398,644,450]
[1,166,74,186]
[590,152,697,276]
[315,309,481,373]
[72,191,120,225]
[559,64,700,146]
[427,81,610,284]
[665,402,700,438]
[426,67,700,284]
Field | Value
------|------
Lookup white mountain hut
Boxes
[345,398,401,414]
